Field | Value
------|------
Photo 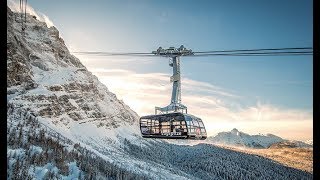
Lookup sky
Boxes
[8,0,313,141]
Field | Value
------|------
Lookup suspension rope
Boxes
[71,47,313,57]
[191,51,313,57]
[193,47,313,54]
[20,0,23,30]
[72,52,153,55]
[19,0,27,34]
[25,0,27,25]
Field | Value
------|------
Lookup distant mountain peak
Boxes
[269,140,312,149]
[207,129,312,149]
[206,129,283,148]
[230,128,240,136]
[231,128,239,133]
[305,139,313,146]
[266,133,278,137]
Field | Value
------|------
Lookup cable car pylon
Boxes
[140,45,207,140]
[153,45,193,115]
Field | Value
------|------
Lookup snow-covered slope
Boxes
[7,6,313,179]
[206,128,284,148]
[269,140,313,149]
[305,139,313,146]
[206,128,312,149]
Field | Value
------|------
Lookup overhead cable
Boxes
[71,47,313,57]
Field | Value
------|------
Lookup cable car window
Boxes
[174,116,184,121]
[161,121,170,126]
[186,120,193,126]
[173,121,181,125]
[185,115,192,121]
[162,128,170,133]
[140,112,206,140]
[198,121,204,128]
[193,119,199,127]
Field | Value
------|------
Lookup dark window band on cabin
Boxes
[140,112,207,140]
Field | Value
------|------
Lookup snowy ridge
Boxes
[206,128,284,148]
[304,140,313,146]
[206,128,312,149]
[268,140,312,149]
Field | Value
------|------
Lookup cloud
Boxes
[237,103,312,122]
[8,0,54,28]
[182,78,241,98]
[91,68,239,98]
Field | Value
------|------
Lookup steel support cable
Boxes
[25,0,27,24]
[71,47,313,57]
[190,53,313,57]
[72,52,153,55]
[76,53,313,57]
[20,0,22,29]
[73,53,155,57]
[19,0,21,14]
[193,47,313,54]
[72,51,312,57]
[20,0,22,14]
[192,51,313,57]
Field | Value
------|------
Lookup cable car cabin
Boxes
[140,112,207,140]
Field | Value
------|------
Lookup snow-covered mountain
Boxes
[7,7,139,130]
[206,128,284,148]
[206,128,312,149]
[7,6,313,179]
[305,139,313,146]
[269,140,313,149]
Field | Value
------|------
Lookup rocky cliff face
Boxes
[7,7,139,130]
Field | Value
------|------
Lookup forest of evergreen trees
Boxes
[123,138,313,180]
[7,109,148,179]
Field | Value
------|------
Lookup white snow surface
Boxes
[206,128,284,148]
[305,139,313,146]
[206,128,313,149]
[29,145,43,155]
